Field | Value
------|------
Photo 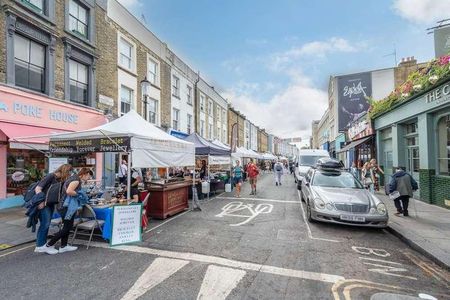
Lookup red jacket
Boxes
[247,163,259,178]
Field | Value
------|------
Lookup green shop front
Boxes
[374,80,450,207]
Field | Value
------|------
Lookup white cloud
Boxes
[224,75,327,139]
[392,0,450,24]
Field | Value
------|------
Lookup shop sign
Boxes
[425,83,450,105]
[49,137,130,154]
[348,120,368,140]
[48,157,68,172]
[209,156,231,165]
[110,204,142,246]
[98,94,114,107]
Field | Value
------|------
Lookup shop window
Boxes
[69,0,88,38]
[148,98,158,125]
[14,34,46,93]
[437,115,450,176]
[69,59,88,105]
[6,148,46,197]
[120,85,133,116]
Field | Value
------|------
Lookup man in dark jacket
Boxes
[389,167,418,216]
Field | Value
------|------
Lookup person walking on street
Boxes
[232,160,244,197]
[362,162,375,194]
[370,158,384,191]
[389,167,418,217]
[247,159,259,195]
[274,160,284,186]
[34,164,73,255]
[119,159,128,185]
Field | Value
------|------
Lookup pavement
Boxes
[377,191,450,271]
[0,173,449,299]
[0,207,36,250]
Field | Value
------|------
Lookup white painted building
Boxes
[250,123,258,151]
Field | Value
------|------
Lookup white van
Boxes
[294,149,330,190]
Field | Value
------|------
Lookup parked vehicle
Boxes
[294,149,329,190]
[300,158,388,228]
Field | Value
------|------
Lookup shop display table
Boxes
[145,180,190,219]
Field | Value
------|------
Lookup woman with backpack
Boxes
[45,168,93,254]
[34,164,73,255]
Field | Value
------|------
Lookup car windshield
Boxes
[299,156,328,166]
[312,171,363,189]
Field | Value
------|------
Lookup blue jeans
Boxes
[36,206,53,247]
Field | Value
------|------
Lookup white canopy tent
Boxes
[211,139,230,150]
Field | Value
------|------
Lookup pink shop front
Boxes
[0,86,107,209]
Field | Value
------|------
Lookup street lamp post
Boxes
[140,77,151,121]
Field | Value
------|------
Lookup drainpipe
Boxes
[194,71,200,133]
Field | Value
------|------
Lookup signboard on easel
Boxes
[110,204,142,246]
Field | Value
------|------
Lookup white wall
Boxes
[171,68,194,134]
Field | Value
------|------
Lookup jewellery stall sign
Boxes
[110,204,142,246]
[49,137,131,154]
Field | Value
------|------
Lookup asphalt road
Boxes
[0,173,449,300]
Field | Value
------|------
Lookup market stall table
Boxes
[145,180,191,219]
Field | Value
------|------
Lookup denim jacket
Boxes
[63,190,89,220]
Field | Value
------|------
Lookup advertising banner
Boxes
[49,137,130,154]
[110,204,142,246]
[434,26,450,58]
[337,73,372,131]
[209,156,231,165]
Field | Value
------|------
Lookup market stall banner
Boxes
[49,137,130,154]
[110,204,142,246]
[209,156,231,165]
[337,72,372,131]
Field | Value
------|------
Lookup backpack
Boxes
[45,182,65,207]
[23,182,39,207]
[275,164,283,172]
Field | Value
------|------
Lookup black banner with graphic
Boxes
[49,137,130,154]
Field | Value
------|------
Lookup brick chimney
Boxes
[398,56,417,67]
[394,56,426,88]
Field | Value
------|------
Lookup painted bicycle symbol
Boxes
[215,201,273,226]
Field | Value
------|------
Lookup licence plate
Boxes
[340,215,365,222]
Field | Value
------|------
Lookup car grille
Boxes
[334,203,368,213]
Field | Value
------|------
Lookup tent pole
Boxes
[127,151,131,199]
[207,154,210,201]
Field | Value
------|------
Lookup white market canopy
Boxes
[20,110,195,168]
[262,153,277,160]
[211,139,231,150]
[232,147,260,159]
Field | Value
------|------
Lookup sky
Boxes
[118,0,450,145]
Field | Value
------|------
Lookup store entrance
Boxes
[407,146,420,198]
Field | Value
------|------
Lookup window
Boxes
[222,109,226,124]
[208,100,213,115]
[200,120,205,136]
[438,115,450,176]
[187,114,192,134]
[119,38,133,70]
[200,95,205,111]
[69,59,88,105]
[14,34,45,93]
[187,85,192,104]
[172,75,180,97]
[148,98,158,124]
[172,108,180,130]
[405,122,417,134]
[120,85,133,116]
[223,129,226,143]
[208,123,212,138]
[216,106,221,122]
[148,59,157,85]
[69,0,88,38]
[21,0,44,13]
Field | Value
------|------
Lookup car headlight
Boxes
[326,203,334,210]
[376,203,387,215]
[314,198,326,209]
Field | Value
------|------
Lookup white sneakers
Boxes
[34,244,77,254]
[58,245,78,253]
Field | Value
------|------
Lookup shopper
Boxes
[274,160,284,186]
[370,158,384,191]
[199,160,207,180]
[46,168,93,254]
[119,159,128,185]
[232,160,244,198]
[362,162,375,194]
[247,159,259,195]
[389,167,418,217]
[34,164,73,255]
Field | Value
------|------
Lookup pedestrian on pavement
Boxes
[46,167,93,254]
[247,159,259,195]
[232,160,244,197]
[274,160,284,186]
[362,162,375,194]
[199,160,207,180]
[119,159,128,185]
[271,161,275,173]
[34,164,73,255]
[389,167,418,217]
[370,158,384,191]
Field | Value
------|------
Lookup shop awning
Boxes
[338,136,372,153]
[0,123,68,150]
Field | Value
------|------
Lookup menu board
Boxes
[110,204,142,246]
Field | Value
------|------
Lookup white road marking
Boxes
[219,196,301,204]
[197,265,246,300]
[296,190,340,243]
[216,202,273,226]
[121,257,189,300]
[359,257,402,265]
[0,244,34,258]
[82,241,345,284]
[362,262,417,280]
[145,209,191,233]
[352,246,391,257]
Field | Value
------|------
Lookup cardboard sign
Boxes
[110,204,142,246]
[48,157,68,172]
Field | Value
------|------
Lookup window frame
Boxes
[187,85,192,105]
[147,98,158,125]
[147,57,158,86]
[200,94,205,111]
[208,100,213,115]
[172,75,180,98]
[68,58,89,105]
[437,114,450,176]
[172,108,180,130]
[200,120,205,137]
[68,0,88,38]
[16,0,56,22]
[187,113,192,134]
[120,85,134,116]
[117,33,136,73]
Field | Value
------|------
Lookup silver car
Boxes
[300,167,388,228]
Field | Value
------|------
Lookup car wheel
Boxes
[306,201,314,222]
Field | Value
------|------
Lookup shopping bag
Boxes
[389,191,400,200]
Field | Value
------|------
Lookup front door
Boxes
[407,146,420,198]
